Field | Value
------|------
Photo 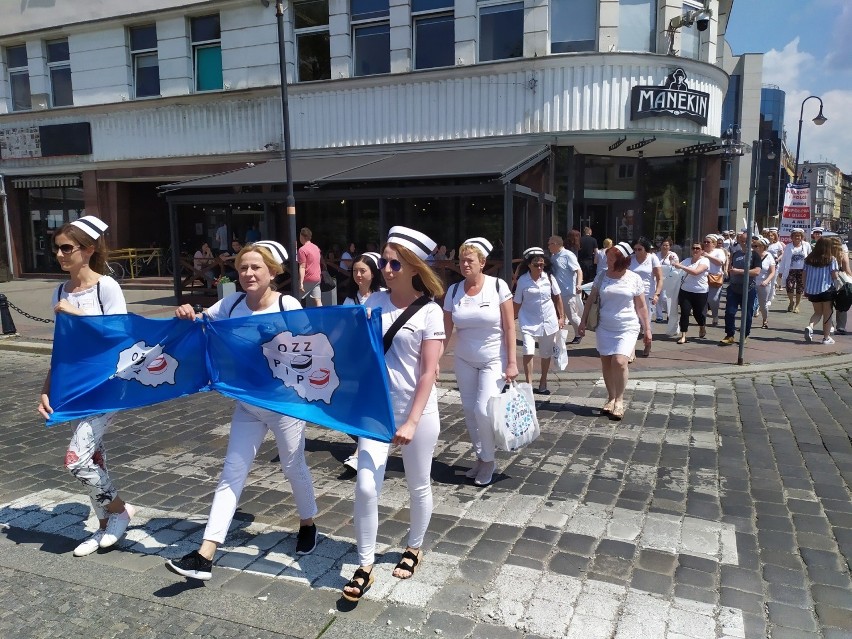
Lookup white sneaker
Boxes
[804,326,813,343]
[100,504,135,548]
[823,337,836,345]
[343,455,358,472]
[465,459,483,479]
[73,530,105,557]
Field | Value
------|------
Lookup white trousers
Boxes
[757,284,772,318]
[204,402,317,544]
[353,410,440,566]
[454,355,504,463]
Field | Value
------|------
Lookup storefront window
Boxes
[21,184,84,273]
[643,158,695,249]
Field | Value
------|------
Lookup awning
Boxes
[11,175,81,189]
[160,144,550,192]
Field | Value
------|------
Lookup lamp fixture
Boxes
[675,141,721,155]
[608,136,627,151]
[626,137,656,151]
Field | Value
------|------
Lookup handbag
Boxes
[707,272,724,288]
[319,269,336,292]
[488,382,540,452]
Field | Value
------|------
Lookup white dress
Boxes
[594,270,644,357]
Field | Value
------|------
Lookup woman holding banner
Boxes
[165,241,319,582]
[37,216,137,557]
[342,226,444,602]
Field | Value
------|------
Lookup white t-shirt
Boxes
[767,241,784,262]
[679,257,710,293]
[443,275,512,362]
[706,248,727,275]
[206,291,301,320]
[596,270,644,334]
[52,275,126,316]
[339,251,353,271]
[629,253,662,297]
[595,248,608,276]
[513,271,561,337]
[365,290,444,416]
[659,251,679,267]
[755,253,775,285]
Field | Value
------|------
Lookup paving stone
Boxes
[766,602,819,632]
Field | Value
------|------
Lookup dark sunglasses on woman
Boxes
[55,244,80,255]
[378,257,402,272]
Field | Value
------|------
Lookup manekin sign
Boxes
[630,68,709,126]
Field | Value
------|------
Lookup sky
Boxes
[725,0,852,174]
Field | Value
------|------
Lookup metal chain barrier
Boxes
[6,299,54,324]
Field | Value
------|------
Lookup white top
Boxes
[706,248,727,275]
[339,251,353,271]
[629,253,661,297]
[550,248,581,298]
[365,290,444,416]
[658,251,680,267]
[53,275,126,316]
[513,271,561,337]
[767,241,785,262]
[595,270,644,334]
[755,253,775,285]
[206,291,301,320]
[443,275,512,362]
[778,242,811,275]
[679,257,710,293]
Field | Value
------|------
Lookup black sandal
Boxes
[341,567,374,602]
[393,549,422,580]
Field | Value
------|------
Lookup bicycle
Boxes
[106,261,126,281]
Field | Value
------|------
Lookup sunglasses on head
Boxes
[54,244,80,256]
[378,257,402,272]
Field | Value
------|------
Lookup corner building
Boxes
[0,0,737,279]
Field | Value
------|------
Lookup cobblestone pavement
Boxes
[1,351,851,638]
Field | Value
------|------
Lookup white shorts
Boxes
[522,331,557,357]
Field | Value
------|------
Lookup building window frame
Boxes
[294,0,331,82]
[817,173,824,186]
[46,38,73,107]
[617,0,656,53]
[412,0,454,70]
[679,0,703,60]
[129,24,160,99]
[191,14,223,92]
[351,0,390,77]
[6,44,31,111]
[478,0,524,62]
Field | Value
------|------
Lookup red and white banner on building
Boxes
[779,184,811,243]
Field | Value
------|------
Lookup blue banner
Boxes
[47,314,209,425]
[46,307,395,442]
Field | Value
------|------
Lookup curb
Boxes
[0,337,52,355]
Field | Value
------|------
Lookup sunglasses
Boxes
[378,257,402,272]
[54,244,80,256]
[692,246,702,250]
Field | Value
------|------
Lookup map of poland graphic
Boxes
[261,331,339,404]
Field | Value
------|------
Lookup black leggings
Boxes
[678,289,709,332]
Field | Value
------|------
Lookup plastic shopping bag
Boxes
[488,382,540,452]
[552,334,568,371]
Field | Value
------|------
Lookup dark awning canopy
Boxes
[160,144,550,192]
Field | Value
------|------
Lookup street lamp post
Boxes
[272,0,299,297]
[737,139,775,365]
[793,95,827,184]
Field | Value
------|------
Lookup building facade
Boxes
[1,0,736,278]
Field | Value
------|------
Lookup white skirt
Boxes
[595,326,637,357]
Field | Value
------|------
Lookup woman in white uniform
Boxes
[166,241,318,581]
[578,242,650,421]
[766,228,784,305]
[629,238,663,337]
[701,235,728,327]
[753,237,776,329]
[38,216,136,557]
[339,252,385,472]
[513,247,565,395]
[656,238,679,323]
[342,226,444,602]
[443,237,517,487]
